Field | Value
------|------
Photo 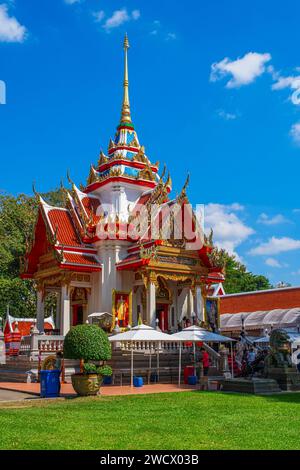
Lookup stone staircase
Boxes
[109,349,192,385]
[109,348,220,385]
[0,357,80,384]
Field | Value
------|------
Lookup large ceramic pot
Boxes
[71,373,103,396]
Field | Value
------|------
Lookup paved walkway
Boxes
[0,382,198,398]
[0,389,37,402]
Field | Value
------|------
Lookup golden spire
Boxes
[120,33,132,125]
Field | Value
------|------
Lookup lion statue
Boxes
[264,329,292,371]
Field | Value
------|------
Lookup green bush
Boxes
[82,363,98,375]
[82,363,113,376]
[63,324,112,362]
[98,365,113,377]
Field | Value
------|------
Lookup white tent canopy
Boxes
[171,325,234,343]
[109,324,172,343]
[254,332,300,345]
[109,324,173,386]
[171,326,235,386]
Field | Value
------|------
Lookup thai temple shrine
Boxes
[21,36,224,336]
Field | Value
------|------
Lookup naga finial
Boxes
[160,164,166,180]
[32,181,39,197]
[66,169,74,187]
[183,173,190,193]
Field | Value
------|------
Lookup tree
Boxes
[212,248,272,294]
[0,188,65,320]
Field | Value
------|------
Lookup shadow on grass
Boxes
[215,388,300,404]
[260,392,300,404]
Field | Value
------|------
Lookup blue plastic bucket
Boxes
[133,376,144,387]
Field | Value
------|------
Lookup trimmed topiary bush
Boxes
[64,324,112,363]
[82,363,113,376]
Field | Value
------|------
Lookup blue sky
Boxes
[1,0,300,286]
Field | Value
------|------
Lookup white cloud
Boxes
[166,32,176,41]
[205,203,254,257]
[93,10,105,23]
[217,109,238,121]
[257,213,290,225]
[272,75,300,92]
[271,68,300,105]
[103,9,129,30]
[265,257,283,268]
[103,8,140,31]
[290,122,300,145]
[132,10,140,20]
[210,52,271,88]
[0,4,27,43]
[64,0,81,4]
[249,237,300,256]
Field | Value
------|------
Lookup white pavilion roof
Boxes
[220,308,300,331]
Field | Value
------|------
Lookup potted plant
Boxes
[63,324,112,396]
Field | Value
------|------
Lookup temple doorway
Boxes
[72,305,84,326]
[156,277,172,332]
[156,304,169,332]
[71,288,88,327]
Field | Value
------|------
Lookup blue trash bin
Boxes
[188,375,197,385]
[133,376,144,388]
[40,370,61,398]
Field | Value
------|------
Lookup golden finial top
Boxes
[124,33,130,50]
[120,33,132,125]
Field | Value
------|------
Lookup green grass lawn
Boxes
[0,391,300,450]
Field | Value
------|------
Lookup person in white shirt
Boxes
[247,348,256,364]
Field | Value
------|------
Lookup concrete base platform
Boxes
[266,368,300,391]
[222,378,282,394]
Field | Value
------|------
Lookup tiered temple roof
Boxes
[22,35,224,285]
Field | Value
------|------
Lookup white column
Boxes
[55,291,61,331]
[36,290,45,334]
[195,286,204,323]
[147,282,156,328]
[60,285,71,336]
[188,289,195,318]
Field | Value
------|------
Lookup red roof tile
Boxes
[62,251,101,268]
[4,319,54,338]
[47,209,82,247]
[82,196,101,218]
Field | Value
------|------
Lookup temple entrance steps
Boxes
[109,349,219,385]
[228,354,240,377]
[0,357,80,384]
[109,349,189,385]
[0,350,220,384]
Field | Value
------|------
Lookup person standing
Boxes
[247,348,256,365]
[201,348,210,376]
